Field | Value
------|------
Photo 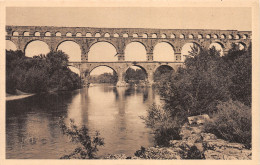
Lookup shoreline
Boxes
[6,93,35,101]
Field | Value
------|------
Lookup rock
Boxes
[134,146,181,159]
[104,154,128,159]
[201,133,217,141]
[188,114,210,125]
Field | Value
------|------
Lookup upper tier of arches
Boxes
[6,26,251,40]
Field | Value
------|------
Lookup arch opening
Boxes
[24,31,30,36]
[124,65,147,85]
[25,40,50,57]
[57,41,81,62]
[45,32,51,37]
[181,42,201,61]
[35,32,41,36]
[209,42,224,56]
[153,42,175,61]
[235,42,246,50]
[76,33,82,37]
[124,42,146,61]
[6,40,17,51]
[154,65,174,82]
[56,32,61,37]
[88,42,117,62]
[88,66,118,84]
[68,66,80,75]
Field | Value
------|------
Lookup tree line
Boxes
[6,50,82,94]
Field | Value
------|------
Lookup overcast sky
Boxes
[7,7,251,31]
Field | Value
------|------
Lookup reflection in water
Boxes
[6,84,161,159]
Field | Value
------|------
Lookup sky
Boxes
[6,7,252,75]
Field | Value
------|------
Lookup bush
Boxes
[142,104,182,146]
[59,118,104,159]
[204,100,251,148]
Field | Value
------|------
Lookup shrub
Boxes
[142,104,182,146]
[204,100,251,148]
[59,118,104,159]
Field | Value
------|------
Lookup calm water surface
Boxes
[6,84,162,159]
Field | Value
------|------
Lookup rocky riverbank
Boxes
[104,115,251,160]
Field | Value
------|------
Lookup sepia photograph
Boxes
[1,0,259,164]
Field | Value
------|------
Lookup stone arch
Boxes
[95,32,101,37]
[243,34,248,39]
[23,31,30,36]
[206,34,211,39]
[45,32,51,36]
[153,41,175,61]
[152,33,157,38]
[114,33,119,37]
[161,34,167,38]
[235,42,247,50]
[133,33,138,38]
[188,34,194,39]
[24,40,50,57]
[180,34,185,39]
[221,34,226,39]
[123,65,148,81]
[235,34,240,39]
[181,42,201,61]
[143,33,148,38]
[123,33,129,38]
[213,34,218,39]
[34,31,41,36]
[104,33,110,37]
[228,34,233,39]
[56,40,82,62]
[12,31,19,36]
[86,32,92,37]
[198,34,203,39]
[88,40,119,54]
[76,32,82,37]
[124,41,147,61]
[170,34,176,38]
[88,65,118,76]
[6,40,17,51]
[88,41,118,62]
[209,42,225,56]
[56,32,62,37]
[153,65,174,82]
[66,32,72,37]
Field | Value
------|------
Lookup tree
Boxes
[59,118,104,159]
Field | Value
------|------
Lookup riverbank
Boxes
[104,115,252,160]
[6,90,35,101]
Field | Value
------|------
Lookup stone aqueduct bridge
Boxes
[6,26,251,85]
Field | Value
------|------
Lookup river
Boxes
[6,84,162,159]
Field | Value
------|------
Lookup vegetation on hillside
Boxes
[143,44,252,148]
[6,50,82,94]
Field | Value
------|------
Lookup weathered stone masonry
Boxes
[6,26,252,85]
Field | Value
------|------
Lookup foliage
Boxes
[6,50,82,94]
[89,72,117,84]
[204,100,251,148]
[141,104,182,146]
[124,68,146,83]
[59,118,104,159]
[153,66,174,82]
[144,44,252,147]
